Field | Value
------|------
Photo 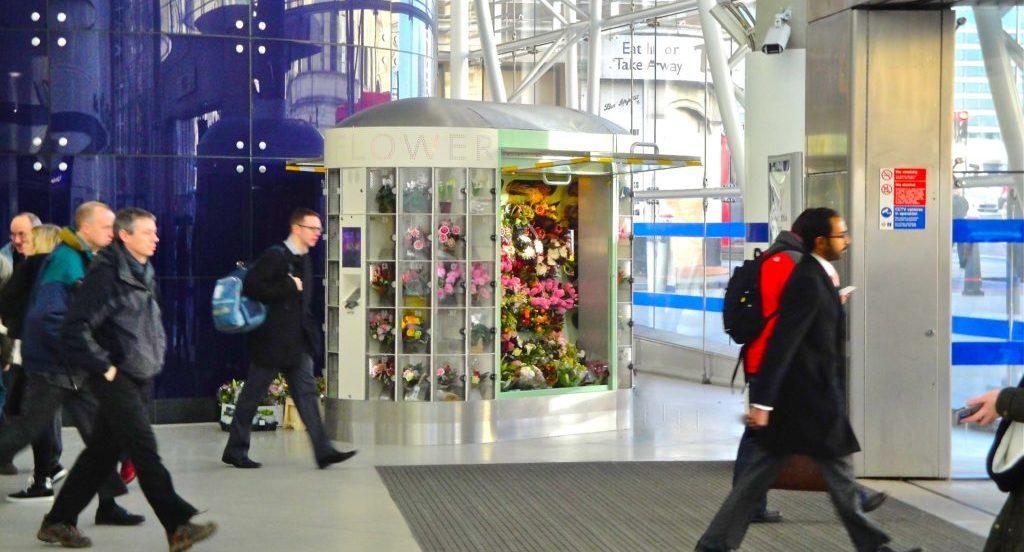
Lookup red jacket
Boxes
[743,247,802,375]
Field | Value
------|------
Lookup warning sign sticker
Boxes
[880,167,927,231]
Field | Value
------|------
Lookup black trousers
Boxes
[224,354,334,464]
[699,444,890,552]
[0,373,124,498]
[46,374,197,534]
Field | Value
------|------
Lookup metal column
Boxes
[565,1,580,109]
[450,0,470,100]
[698,0,746,189]
[474,0,507,102]
[587,0,602,114]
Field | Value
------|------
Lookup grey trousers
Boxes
[223,354,334,464]
[698,443,890,552]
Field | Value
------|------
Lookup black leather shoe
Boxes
[317,450,357,469]
[877,547,921,552]
[222,455,261,469]
[751,510,783,523]
[862,491,889,513]
[95,504,146,526]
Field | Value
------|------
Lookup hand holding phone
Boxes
[955,404,982,422]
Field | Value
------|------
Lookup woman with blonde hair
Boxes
[30,224,61,256]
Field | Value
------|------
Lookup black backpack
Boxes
[723,243,800,384]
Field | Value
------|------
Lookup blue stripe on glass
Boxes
[952,316,1024,341]
[633,292,724,313]
[954,219,1024,243]
[952,342,1024,365]
[633,223,770,243]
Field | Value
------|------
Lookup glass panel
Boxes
[435,168,467,215]
[151,0,250,35]
[617,216,633,259]
[469,169,496,215]
[326,222,340,261]
[468,355,496,400]
[436,261,466,307]
[468,215,496,260]
[436,215,466,260]
[367,215,396,260]
[398,262,431,307]
[0,1,47,30]
[400,214,432,260]
[368,261,396,308]
[367,308,396,355]
[433,309,465,354]
[468,261,496,307]
[399,307,431,355]
[327,263,339,306]
[617,260,632,302]
[434,355,465,401]
[0,30,48,154]
[468,308,496,354]
[399,355,431,401]
[326,309,339,353]
[618,303,633,345]
[368,168,397,214]
[367,355,396,401]
[399,167,432,213]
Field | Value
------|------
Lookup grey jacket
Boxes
[60,241,166,381]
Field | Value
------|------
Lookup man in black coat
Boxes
[222,208,355,469]
[697,208,918,552]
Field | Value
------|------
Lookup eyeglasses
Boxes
[828,233,849,239]
[298,224,323,234]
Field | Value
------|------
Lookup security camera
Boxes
[761,8,792,55]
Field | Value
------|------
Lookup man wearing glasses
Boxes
[222,208,356,469]
[697,208,918,552]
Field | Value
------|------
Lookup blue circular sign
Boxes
[881,207,893,218]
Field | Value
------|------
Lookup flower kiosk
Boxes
[319,98,699,444]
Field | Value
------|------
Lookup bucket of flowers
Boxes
[401,311,430,353]
[403,225,431,259]
[436,262,463,306]
[403,177,432,213]
[369,356,396,400]
[371,263,394,299]
[469,262,493,306]
[400,265,430,306]
[581,359,610,386]
[470,368,494,400]
[469,313,495,354]
[368,310,395,351]
[436,218,463,256]
[435,361,463,401]
[401,362,429,401]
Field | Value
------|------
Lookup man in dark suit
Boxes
[222,208,356,469]
[696,208,918,552]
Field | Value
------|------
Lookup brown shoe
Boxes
[37,521,92,548]
[169,521,218,552]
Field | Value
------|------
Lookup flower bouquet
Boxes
[401,362,430,401]
[469,313,494,353]
[435,361,463,400]
[470,368,494,400]
[369,356,396,400]
[376,173,396,213]
[403,176,432,213]
[368,310,395,350]
[436,262,463,305]
[370,263,394,298]
[403,225,431,259]
[400,265,430,300]
[437,218,463,257]
[581,359,610,386]
[469,262,493,306]
[401,311,430,353]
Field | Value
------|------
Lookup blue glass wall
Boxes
[0,1,436,400]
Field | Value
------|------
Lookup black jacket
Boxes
[749,256,860,458]
[60,241,166,381]
[243,243,320,367]
[0,254,49,339]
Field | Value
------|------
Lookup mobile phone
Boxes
[955,404,981,422]
[839,286,857,297]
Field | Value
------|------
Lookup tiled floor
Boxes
[0,373,1003,551]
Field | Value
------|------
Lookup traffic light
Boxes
[955,110,969,143]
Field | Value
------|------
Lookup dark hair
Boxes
[289,208,320,227]
[795,207,840,251]
[115,207,156,235]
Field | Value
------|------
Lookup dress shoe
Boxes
[877,547,921,552]
[862,491,888,513]
[751,509,783,523]
[317,450,357,469]
[50,464,68,485]
[95,503,145,526]
[221,455,261,469]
